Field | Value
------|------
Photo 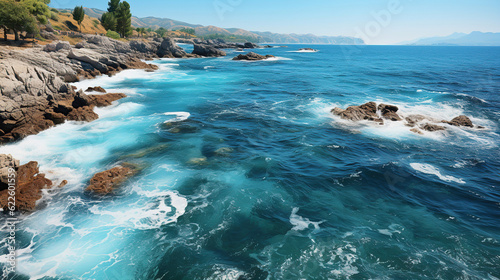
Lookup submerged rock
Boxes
[214,147,234,157]
[232,52,275,61]
[187,157,208,165]
[86,165,137,195]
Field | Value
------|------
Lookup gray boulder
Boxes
[232,52,274,61]
[192,44,226,57]
[157,38,188,58]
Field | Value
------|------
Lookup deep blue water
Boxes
[1,45,499,279]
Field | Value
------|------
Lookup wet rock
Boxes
[331,102,379,122]
[232,52,275,61]
[445,115,473,127]
[187,157,208,165]
[410,128,423,135]
[378,103,402,121]
[299,48,318,51]
[157,38,188,58]
[86,165,137,195]
[244,42,259,49]
[0,154,19,190]
[89,93,126,107]
[214,147,234,157]
[86,86,107,93]
[192,44,226,57]
[0,159,58,212]
[421,123,446,132]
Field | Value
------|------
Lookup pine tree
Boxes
[107,0,120,13]
[100,12,116,31]
[115,1,132,38]
[72,6,85,32]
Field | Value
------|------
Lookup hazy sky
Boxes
[50,0,500,45]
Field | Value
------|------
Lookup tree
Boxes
[107,0,120,13]
[100,12,116,31]
[20,0,51,25]
[155,27,167,38]
[72,6,84,32]
[0,0,38,41]
[115,1,131,38]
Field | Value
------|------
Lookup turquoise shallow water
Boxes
[1,45,500,279]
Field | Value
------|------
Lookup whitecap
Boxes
[287,50,319,53]
[163,112,191,123]
[410,163,465,184]
[89,191,188,230]
[289,207,322,231]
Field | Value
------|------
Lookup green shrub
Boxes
[92,19,100,28]
[50,8,59,14]
[50,12,59,21]
[106,30,120,39]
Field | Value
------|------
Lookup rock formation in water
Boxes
[232,52,275,61]
[0,154,66,212]
[86,165,137,195]
[331,102,481,133]
[192,43,226,57]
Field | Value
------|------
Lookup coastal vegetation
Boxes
[72,6,85,32]
[0,0,50,41]
[100,0,132,38]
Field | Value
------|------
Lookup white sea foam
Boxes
[287,50,319,53]
[289,207,323,231]
[410,163,465,184]
[163,111,191,123]
[89,191,187,230]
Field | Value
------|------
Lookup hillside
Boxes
[50,9,106,35]
[400,31,500,46]
[81,7,363,44]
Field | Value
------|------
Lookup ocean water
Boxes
[1,45,500,279]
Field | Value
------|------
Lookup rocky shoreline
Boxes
[0,34,266,212]
[0,35,247,144]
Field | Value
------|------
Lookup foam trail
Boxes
[410,163,465,184]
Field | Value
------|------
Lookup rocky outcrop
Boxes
[157,38,191,58]
[378,103,402,121]
[86,86,106,93]
[0,57,126,142]
[420,123,446,132]
[331,102,383,123]
[232,52,275,61]
[331,102,481,134]
[0,155,65,212]
[192,44,226,57]
[444,115,473,127]
[86,165,137,195]
[0,154,19,190]
[299,48,318,51]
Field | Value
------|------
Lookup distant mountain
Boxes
[252,31,364,45]
[81,7,363,45]
[400,31,500,46]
